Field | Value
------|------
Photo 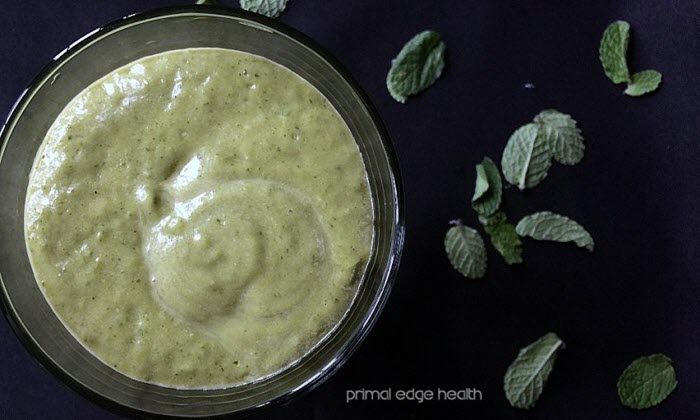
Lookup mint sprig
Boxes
[446,110,591,277]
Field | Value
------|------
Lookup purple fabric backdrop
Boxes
[1,1,699,418]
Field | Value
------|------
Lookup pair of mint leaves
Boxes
[599,21,662,96]
[387,21,662,102]
[504,333,677,410]
[197,0,289,18]
[503,110,585,189]
[445,110,593,280]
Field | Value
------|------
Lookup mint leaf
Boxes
[599,21,631,84]
[618,354,677,409]
[501,123,552,190]
[386,30,446,103]
[624,70,662,96]
[240,0,289,18]
[472,157,502,217]
[480,212,523,265]
[516,211,594,252]
[533,110,585,165]
[445,224,487,279]
[504,332,565,409]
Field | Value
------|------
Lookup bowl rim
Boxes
[0,4,405,418]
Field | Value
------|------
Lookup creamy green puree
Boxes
[25,48,373,388]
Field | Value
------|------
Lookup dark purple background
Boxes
[1,1,699,419]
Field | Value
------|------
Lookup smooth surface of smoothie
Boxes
[24,48,373,388]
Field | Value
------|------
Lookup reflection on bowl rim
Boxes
[0,5,404,418]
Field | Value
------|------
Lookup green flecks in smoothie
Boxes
[25,48,373,389]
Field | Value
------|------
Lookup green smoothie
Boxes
[25,48,373,388]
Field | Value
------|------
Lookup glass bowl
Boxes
[0,6,404,417]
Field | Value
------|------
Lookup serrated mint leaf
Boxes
[624,70,662,96]
[501,123,552,190]
[599,20,631,84]
[445,224,487,279]
[480,212,523,264]
[533,110,585,165]
[472,157,502,217]
[516,211,594,252]
[618,354,677,409]
[240,0,289,18]
[386,30,446,103]
[504,332,565,409]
